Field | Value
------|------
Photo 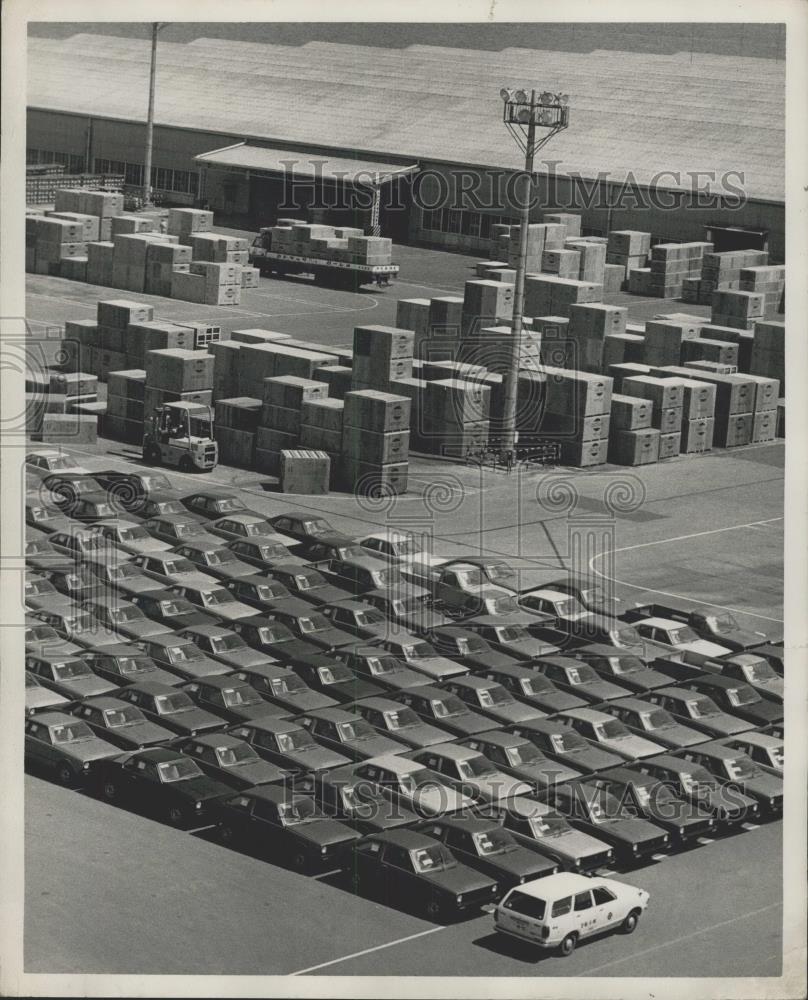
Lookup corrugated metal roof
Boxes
[27,34,784,202]
[195,143,418,184]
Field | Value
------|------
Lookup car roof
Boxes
[323,599,376,612]
[231,662,290,679]
[362,754,425,773]
[188,675,252,691]
[523,588,572,601]
[655,686,698,699]
[685,674,748,691]
[557,707,613,723]
[360,530,417,543]
[510,718,566,736]
[684,740,747,759]
[365,828,437,850]
[143,631,198,648]
[28,711,80,725]
[463,730,526,749]
[638,617,688,628]
[213,512,265,523]
[233,717,301,735]
[26,649,87,665]
[509,871,596,899]
[429,815,502,834]
[730,731,783,749]
[127,680,185,694]
[133,746,189,764]
[575,644,639,657]
[272,562,319,575]
[608,696,659,712]
[507,795,555,818]
[300,707,361,723]
[171,541,227,554]
[80,643,146,656]
[414,742,480,761]
[352,696,407,712]
[186,732,247,749]
[179,624,230,638]
[78,696,132,711]
[599,766,654,786]
[398,684,449,699]
[432,626,480,639]
[447,675,501,691]
[642,753,693,771]
[237,784,296,805]
[272,511,325,521]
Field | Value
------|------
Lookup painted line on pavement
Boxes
[289,926,444,976]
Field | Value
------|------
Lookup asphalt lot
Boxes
[25,773,782,977]
[21,241,784,977]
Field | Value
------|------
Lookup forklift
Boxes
[142,401,218,472]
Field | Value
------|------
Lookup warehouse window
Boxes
[92,159,198,195]
[29,148,83,172]
[94,158,126,176]
[126,163,145,187]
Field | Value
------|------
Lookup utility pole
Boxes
[143,22,162,207]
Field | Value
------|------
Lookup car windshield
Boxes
[298,615,329,634]
[244,522,273,536]
[157,758,202,782]
[410,845,456,873]
[210,634,245,653]
[680,766,718,792]
[27,580,55,596]
[52,661,92,679]
[706,614,740,634]
[490,596,520,615]
[669,626,699,644]
[473,828,517,855]
[456,568,485,587]
[356,609,385,627]
[78,534,106,550]
[728,686,760,707]
[520,675,551,696]
[110,564,141,581]
[587,789,631,823]
[271,675,307,694]
[374,568,399,586]
[382,707,420,730]
[615,626,644,646]
[117,656,157,676]
[41,455,76,471]
[608,655,645,674]
[110,606,144,623]
[258,626,290,645]
[565,665,598,684]
[175,522,205,538]
[50,722,94,743]
[103,707,143,727]
[405,642,435,658]
[223,686,262,707]
[725,756,760,780]
[456,637,487,655]
[485,562,517,585]
[216,744,259,766]
[317,665,353,684]
[595,720,629,740]
[118,526,149,542]
[498,626,529,642]
[393,537,422,556]
[257,543,289,560]
[153,501,184,515]
[338,720,377,741]
[251,583,283,602]
[769,746,785,768]
[159,600,195,617]
[205,549,237,565]
[216,498,246,513]
[503,891,546,920]
[554,597,578,617]
[201,589,236,607]
[740,660,777,683]
[27,625,56,640]
[688,696,719,718]
[430,695,467,718]
[276,730,317,752]
[168,643,204,663]
[155,692,195,714]
[365,656,400,676]
[478,686,512,707]
[457,756,497,779]
[305,519,332,534]
[642,709,676,730]
[552,731,589,752]
[279,797,320,824]
[505,742,543,766]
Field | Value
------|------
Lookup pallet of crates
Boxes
[643,369,717,455]
[605,230,651,286]
[142,348,215,420]
[213,397,261,468]
[524,275,603,319]
[279,450,331,495]
[711,289,766,331]
[351,324,414,391]
[253,376,327,477]
[566,303,628,373]
[749,320,785,392]
[541,367,612,467]
[460,280,514,338]
[30,217,88,278]
[104,370,146,445]
[341,389,411,495]
[300,398,345,485]
[650,366,756,449]
[619,375,684,460]
[608,394,660,466]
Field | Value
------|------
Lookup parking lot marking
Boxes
[573,901,780,977]
[289,926,444,976]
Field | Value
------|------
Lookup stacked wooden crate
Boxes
[524,275,603,318]
[237,341,336,399]
[749,320,785,391]
[711,289,766,330]
[541,367,612,467]
[300,398,345,474]
[342,389,411,493]
[143,348,214,416]
[650,366,756,449]
[420,378,490,458]
[54,188,124,240]
[565,239,607,285]
[28,217,88,277]
[351,325,414,391]
[460,280,514,337]
[565,303,628,373]
[166,208,214,239]
[254,376,328,475]
[692,249,769,305]
[214,397,262,468]
[105,370,147,444]
[738,266,785,317]
[620,376,683,459]
[605,231,651,284]
[145,240,192,297]
[644,242,712,298]
[279,450,331,495]
[111,233,179,294]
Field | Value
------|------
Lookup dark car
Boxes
[349,829,500,919]
[268,511,343,544]
[351,696,452,749]
[553,707,667,761]
[173,732,288,790]
[131,589,218,631]
[319,599,392,641]
[142,514,221,549]
[697,654,783,703]
[417,817,558,889]
[25,496,71,535]
[132,552,218,589]
[46,566,109,605]
[291,656,387,704]
[92,470,176,513]
[508,718,624,774]
[379,635,470,682]
[166,582,255,624]
[407,743,532,804]
[499,796,614,871]
[70,695,174,749]
[748,644,784,676]
[208,513,284,543]
[68,495,122,524]
[42,473,107,515]
[226,537,307,571]
[25,536,75,574]
[137,634,230,682]
[297,537,376,564]
[395,685,498,737]
[267,606,357,651]
[212,784,361,870]
[230,662,338,714]
[363,587,451,637]
[685,609,773,652]
[92,518,174,558]
[177,623,277,671]
[181,490,252,520]
[677,741,783,815]
[529,656,632,703]
[635,754,760,826]
[29,606,120,651]
[264,563,350,607]
[228,615,329,666]
[296,707,406,761]
[24,711,121,785]
[723,732,784,774]
[292,765,420,834]
[644,686,754,738]
[599,697,709,750]
[441,556,520,592]
[224,574,297,613]
[572,645,671,692]
[314,555,405,596]
[181,676,290,724]
[171,541,257,583]
[335,646,431,692]
[81,643,182,688]
[25,649,118,700]
[544,778,670,864]
[440,675,544,726]
[115,681,227,737]
[228,717,352,772]
[83,596,172,641]
[131,493,195,521]
[427,626,521,672]
[597,766,715,843]
[677,674,783,728]
[24,617,82,658]
[90,560,163,599]
[24,574,71,611]
[25,672,70,715]
[460,731,582,791]
[479,662,587,714]
[540,574,621,618]
[97,746,232,826]
[461,619,559,661]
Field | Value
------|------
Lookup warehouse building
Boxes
[27,26,785,258]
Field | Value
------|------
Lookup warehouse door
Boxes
[704,225,768,253]
[249,175,298,228]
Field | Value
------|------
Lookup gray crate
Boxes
[608,428,661,466]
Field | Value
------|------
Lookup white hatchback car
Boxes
[494,871,649,956]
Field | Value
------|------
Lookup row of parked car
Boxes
[23,450,785,923]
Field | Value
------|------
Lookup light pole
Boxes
[143,22,167,208]
[498,88,570,459]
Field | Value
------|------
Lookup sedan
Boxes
[353,755,476,818]
[91,560,163,599]
[172,542,260,583]
[132,552,217,589]
[508,719,624,774]
[700,653,783,703]
[597,767,715,843]
[25,672,70,715]
[67,496,121,524]
[418,817,558,889]
[81,643,182,688]
[228,616,327,666]
[226,537,307,571]
[25,497,71,535]
[723,732,784,774]
[70,696,174,749]
[460,731,582,791]
[130,590,218,631]
[265,563,350,607]
[174,733,288,789]
[363,587,450,637]
[349,829,499,919]
[408,744,532,803]
[83,597,172,641]
[599,697,708,750]
[440,676,544,726]
[528,657,631,703]
[181,676,289,724]
[96,747,233,826]
[644,686,754,738]
[92,518,173,557]
[25,537,73,574]
[181,491,252,520]
[572,645,671,692]
[167,583,255,623]
[268,511,342,543]
[292,765,420,834]
[351,697,452,749]
[91,471,176,514]
[320,599,392,641]
[677,741,783,815]
[229,662,339,714]
[296,707,406,761]
[115,681,227,737]
[636,754,760,826]
[138,635,231,682]
[212,785,361,871]
[24,711,120,785]
[228,717,351,772]
[224,575,297,613]
[427,627,521,672]
[208,513,281,542]
[48,528,130,566]
[395,685,497,737]
[630,617,732,661]
[677,675,782,728]
[26,449,90,478]
[24,574,70,611]
[379,636,469,682]
[554,708,666,761]
[25,650,117,701]
[131,494,195,521]
[500,797,614,871]
[30,607,124,651]
[462,619,558,661]
[266,607,357,651]
[142,515,221,549]
[335,646,431,692]
[177,624,276,671]
[480,662,587,714]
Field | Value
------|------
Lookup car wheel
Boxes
[218,823,234,844]
[144,444,162,466]
[102,779,118,801]
[559,933,578,957]
[621,909,641,934]
[179,457,195,474]
[167,805,186,827]
[292,851,309,872]
[425,897,444,920]
[56,761,74,786]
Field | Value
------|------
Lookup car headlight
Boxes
[321,845,329,855]
[662,834,669,843]
[518,876,525,884]
[769,798,775,807]
[679,826,685,835]
[491,884,498,893]
[631,843,639,852]
[82,761,91,770]
[456,893,463,903]
[195,801,203,810]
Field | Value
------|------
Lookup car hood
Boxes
[753,677,784,702]
[418,864,495,896]
[119,619,170,639]
[116,721,174,746]
[603,734,665,759]
[306,585,351,605]
[681,639,734,659]
[404,608,452,631]
[231,703,289,722]
[642,796,713,828]
[741,772,784,801]
[278,690,338,713]
[561,745,624,772]
[176,774,234,803]
[508,759,581,786]
[290,818,361,850]
[224,759,286,786]
[738,699,782,725]
[697,712,753,736]
[577,678,628,700]
[375,669,432,691]
[530,688,588,713]
[552,827,614,862]
[131,665,185,687]
[26,688,70,710]
[502,637,554,657]
[344,734,404,758]
[63,737,119,763]
[326,678,387,701]
[163,707,224,732]
[484,846,557,879]
[649,722,708,748]
[696,783,758,816]
[210,648,276,669]
[721,629,768,650]
[441,712,496,736]
[601,816,667,844]
[208,603,256,621]
[472,773,534,802]
[410,785,475,817]
[289,746,352,771]
[125,538,173,555]
[406,656,468,681]
[482,701,543,725]
[209,562,256,581]
[396,722,452,747]
[619,667,671,690]
[60,675,118,698]
[163,657,231,680]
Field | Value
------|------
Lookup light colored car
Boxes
[93,518,173,557]
[408,743,533,803]
[555,707,666,761]
[168,583,255,622]
[722,732,784,774]
[208,514,283,542]
[494,871,649,955]
[632,617,732,660]
[353,754,476,817]
[379,636,469,681]
[25,450,90,478]
[25,672,70,715]
[358,529,450,567]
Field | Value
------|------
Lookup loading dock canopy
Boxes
[195,143,418,186]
